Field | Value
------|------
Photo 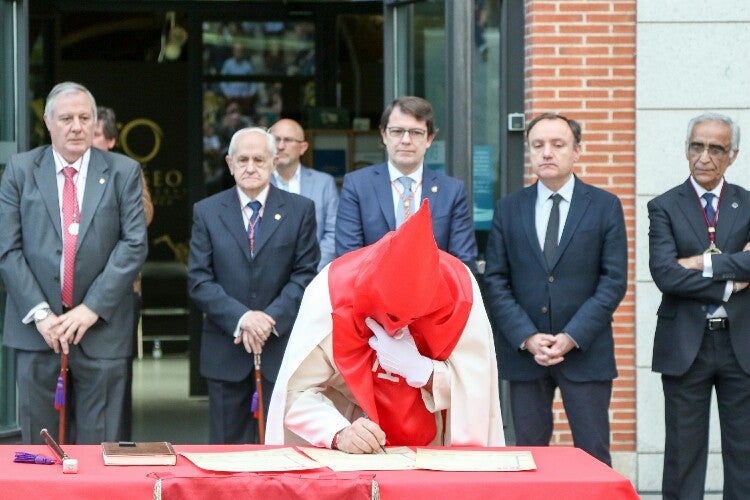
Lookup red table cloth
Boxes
[1,444,639,499]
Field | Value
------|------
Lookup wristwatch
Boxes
[331,430,342,450]
[33,307,53,323]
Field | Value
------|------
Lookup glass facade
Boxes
[0,0,20,437]
[202,20,317,195]
[1,0,520,435]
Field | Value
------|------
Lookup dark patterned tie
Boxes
[703,193,719,314]
[543,194,562,269]
[247,200,262,256]
[703,193,716,225]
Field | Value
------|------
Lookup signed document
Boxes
[298,446,417,471]
[180,448,322,472]
[415,449,537,471]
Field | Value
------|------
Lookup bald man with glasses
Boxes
[335,96,478,271]
[269,118,339,270]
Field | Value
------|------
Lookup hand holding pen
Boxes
[362,412,387,454]
[333,414,387,454]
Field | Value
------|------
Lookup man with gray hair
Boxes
[188,127,319,444]
[0,81,148,444]
[648,112,750,499]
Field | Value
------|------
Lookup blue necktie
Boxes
[703,193,716,225]
[703,193,719,314]
[395,176,415,227]
[247,200,261,256]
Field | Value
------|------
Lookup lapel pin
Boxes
[275,213,282,220]
[732,202,739,209]
[99,178,105,184]
[431,186,438,193]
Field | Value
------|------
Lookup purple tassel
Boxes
[14,452,55,465]
[54,373,65,410]
[251,391,259,413]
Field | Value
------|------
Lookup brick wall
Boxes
[524,0,637,453]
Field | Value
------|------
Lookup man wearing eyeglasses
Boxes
[269,118,339,270]
[335,96,478,271]
[648,113,750,499]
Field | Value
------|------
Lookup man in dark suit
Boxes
[484,113,627,465]
[188,127,319,444]
[0,81,148,444]
[269,118,338,270]
[335,96,477,270]
[648,112,750,500]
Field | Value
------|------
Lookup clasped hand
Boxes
[35,304,99,354]
[236,310,276,354]
[525,333,574,367]
[365,317,433,388]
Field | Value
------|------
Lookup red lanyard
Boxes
[391,178,422,216]
[694,183,724,246]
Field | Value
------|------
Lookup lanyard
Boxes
[391,178,423,212]
[694,183,725,249]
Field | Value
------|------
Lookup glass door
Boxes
[383,1,505,229]
[0,0,28,438]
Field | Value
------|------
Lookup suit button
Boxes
[548,276,554,283]
[541,306,548,314]
[251,292,257,299]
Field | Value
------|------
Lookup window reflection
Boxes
[202,20,315,194]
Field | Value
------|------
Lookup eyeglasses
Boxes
[274,136,304,145]
[385,127,428,141]
[688,141,730,159]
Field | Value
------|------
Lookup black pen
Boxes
[362,412,387,454]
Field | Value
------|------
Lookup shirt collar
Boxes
[273,164,301,186]
[537,175,575,203]
[689,175,724,198]
[388,162,423,183]
[52,148,90,178]
[237,184,270,208]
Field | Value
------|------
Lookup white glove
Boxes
[366,317,433,388]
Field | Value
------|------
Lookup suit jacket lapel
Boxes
[374,163,396,229]
[421,168,439,212]
[77,151,108,243]
[676,179,713,248]
[520,184,546,270]
[554,177,591,267]
[253,185,284,257]
[218,188,252,261]
[298,166,313,198]
[716,183,740,251]
[36,148,63,239]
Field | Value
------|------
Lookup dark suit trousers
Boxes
[16,348,127,444]
[661,326,750,500]
[509,367,612,466]
[206,372,274,444]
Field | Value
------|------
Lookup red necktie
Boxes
[61,167,79,307]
